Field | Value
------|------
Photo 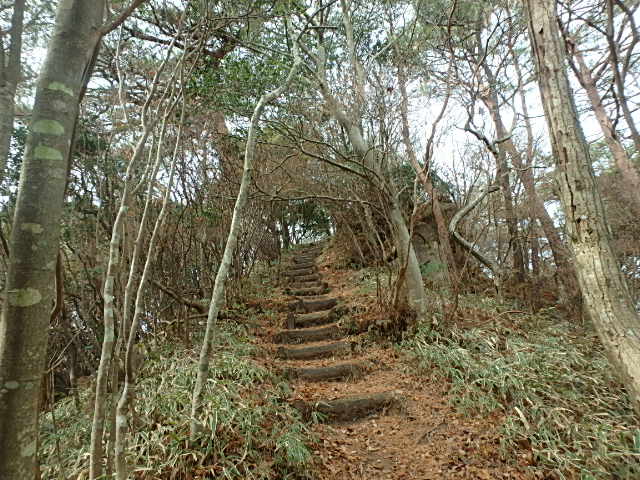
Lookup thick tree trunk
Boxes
[0,2,105,477]
[527,0,640,415]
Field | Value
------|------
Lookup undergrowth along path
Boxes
[260,245,536,480]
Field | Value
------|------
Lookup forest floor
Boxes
[38,244,637,479]
[254,248,537,480]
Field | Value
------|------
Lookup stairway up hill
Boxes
[273,244,403,423]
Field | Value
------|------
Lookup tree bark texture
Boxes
[527,0,640,415]
[0,2,105,478]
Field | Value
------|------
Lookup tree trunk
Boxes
[0,0,25,182]
[0,1,105,477]
[481,91,526,282]
[318,91,429,321]
[90,24,182,479]
[313,6,429,322]
[397,64,457,286]
[114,100,185,480]
[568,46,640,216]
[526,0,640,415]
[485,88,581,308]
[388,201,429,318]
[189,35,302,438]
[605,0,640,155]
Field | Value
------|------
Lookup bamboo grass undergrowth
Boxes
[404,293,640,479]
[40,322,313,480]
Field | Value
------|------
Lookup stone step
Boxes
[292,391,403,422]
[286,308,336,329]
[274,323,341,344]
[284,362,365,382]
[288,261,316,270]
[297,246,322,254]
[286,285,329,297]
[291,273,321,283]
[287,280,327,290]
[276,341,352,360]
[288,296,337,313]
[293,253,321,264]
[284,266,317,277]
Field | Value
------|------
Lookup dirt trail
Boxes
[258,245,535,480]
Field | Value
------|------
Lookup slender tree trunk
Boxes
[115,99,185,480]
[316,81,429,321]
[387,201,429,314]
[281,213,291,250]
[190,35,302,438]
[0,0,25,183]
[485,89,582,307]
[397,64,457,285]
[481,91,526,282]
[0,2,105,477]
[568,46,640,216]
[90,28,181,478]
[530,234,540,277]
[527,0,640,415]
[605,0,640,154]
[449,186,502,291]
[311,4,429,321]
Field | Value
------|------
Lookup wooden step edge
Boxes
[276,340,352,360]
[291,391,404,422]
[286,308,336,329]
[286,262,316,270]
[284,362,366,382]
[273,323,341,344]
[287,297,337,313]
[286,274,321,285]
[285,286,331,297]
[292,255,320,263]
[286,281,328,290]
[283,267,317,277]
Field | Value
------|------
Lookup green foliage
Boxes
[420,260,445,276]
[40,324,313,480]
[189,23,300,116]
[1,125,27,201]
[404,296,640,479]
[282,200,331,243]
